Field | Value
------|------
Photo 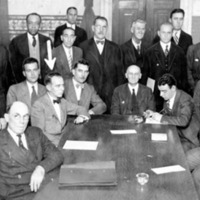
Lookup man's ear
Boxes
[72,69,75,76]
[60,35,64,42]
[4,113,9,123]
[169,18,172,23]
[46,84,51,91]
[91,25,95,32]
[157,30,160,37]
[22,71,26,77]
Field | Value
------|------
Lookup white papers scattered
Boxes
[151,165,186,174]
[151,133,167,141]
[63,140,98,150]
[147,77,155,92]
[145,118,162,124]
[110,130,137,135]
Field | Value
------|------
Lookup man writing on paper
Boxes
[0,101,63,200]
[111,65,155,115]
[144,73,199,152]
[31,72,90,146]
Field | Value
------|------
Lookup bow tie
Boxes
[53,98,61,104]
[96,40,104,45]
[75,83,84,89]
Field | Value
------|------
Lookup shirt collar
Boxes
[160,41,171,51]
[66,21,76,30]
[173,30,181,38]
[27,32,38,41]
[62,44,72,53]
[168,91,176,109]
[72,77,85,89]
[131,39,141,49]
[128,83,139,95]
[7,127,25,143]
[26,81,38,92]
[94,37,105,43]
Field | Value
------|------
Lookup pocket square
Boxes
[195,58,199,62]
[121,101,125,104]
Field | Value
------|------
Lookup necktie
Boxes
[174,32,179,45]
[67,50,73,70]
[32,36,36,47]
[17,134,26,150]
[53,98,61,104]
[137,45,141,54]
[96,40,104,45]
[31,86,37,105]
[131,89,140,115]
[164,45,169,57]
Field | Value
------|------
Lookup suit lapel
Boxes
[154,43,165,68]
[69,79,79,104]
[60,45,71,72]
[171,90,180,113]
[167,44,176,71]
[21,81,31,108]
[79,83,88,105]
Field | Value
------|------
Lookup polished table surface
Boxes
[34,115,199,200]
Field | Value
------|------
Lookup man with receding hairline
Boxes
[0,101,63,200]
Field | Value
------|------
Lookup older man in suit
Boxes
[153,8,192,55]
[142,22,188,111]
[111,65,155,115]
[54,7,87,48]
[121,19,147,73]
[145,74,199,153]
[7,57,46,112]
[9,13,51,84]
[53,27,82,80]
[80,16,124,113]
[31,72,89,146]
[64,59,107,115]
[0,101,63,200]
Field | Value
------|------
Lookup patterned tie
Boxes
[17,134,26,150]
[174,32,179,45]
[67,50,73,70]
[31,86,37,105]
[164,45,169,57]
[32,36,36,47]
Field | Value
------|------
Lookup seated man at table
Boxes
[111,65,155,115]
[31,72,89,146]
[0,101,63,200]
[144,73,199,152]
[64,59,107,115]
[7,57,46,111]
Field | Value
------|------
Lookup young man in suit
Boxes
[54,7,87,48]
[0,101,63,200]
[142,22,188,111]
[111,65,155,115]
[144,73,199,153]
[7,57,46,112]
[79,16,124,113]
[153,8,193,55]
[31,72,89,146]
[9,13,52,84]
[64,59,107,115]
[120,19,147,73]
[53,27,82,79]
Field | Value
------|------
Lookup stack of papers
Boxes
[63,140,98,150]
[59,161,117,187]
[110,130,137,135]
[151,165,185,174]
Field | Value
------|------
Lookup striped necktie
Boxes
[67,50,73,70]
[174,32,179,45]
[17,134,26,150]
[164,45,169,57]
[31,86,37,105]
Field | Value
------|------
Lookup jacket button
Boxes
[18,174,21,179]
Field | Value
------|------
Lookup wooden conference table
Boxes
[34,115,199,200]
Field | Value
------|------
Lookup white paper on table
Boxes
[151,165,186,174]
[151,133,167,141]
[145,117,162,124]
[110,130,137,135]
[147,77,155,92]
[63,140,98,150]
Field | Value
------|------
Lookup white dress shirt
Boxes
[66,21,76,30]
[128,83,139,95]
[160,41,171,53]
[72,78,84,101]
[94,37,105,54]
[26,81,38,97]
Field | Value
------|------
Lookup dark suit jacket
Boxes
[53,45,82,79]
[31,93,89,146]
[161,89,199,151]
[120,39,146,72]
[142,42,188,111]
[6,81,46,111]
[9,33,52,84]
[0,127,63,199]
[111,83,155,115]
[80,38,124,113]
[152,30,193,55]
[64,78,107,114]
[54,24,87,48]
[187,42,200,92]
[193,80,200,122]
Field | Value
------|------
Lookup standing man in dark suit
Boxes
[121,19,147,73]
[9,13,52,84]
[80,16,124,113]
[64,59,107,115]
[144,74,199,153]
[54,7,87,48]
[0,101,63,200]
[53,27,82,79]
[111,65,155,115]
[142,22,187,111]
[153,8,192,55]
[7,57,46,112]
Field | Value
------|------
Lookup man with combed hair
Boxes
[144,73,199,153]
[31,72,90,146]
[121,19,147,73]
[80,16,124,113]
[0,101,63,200]
[54,7,87,48]
[111,65,155,115]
